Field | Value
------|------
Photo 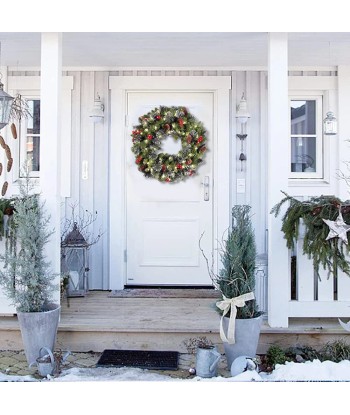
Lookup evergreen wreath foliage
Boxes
[271,191,350,278]
[200,205,261,319]
[0,173,57,312]
[131,106,207,183]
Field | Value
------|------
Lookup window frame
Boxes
[289,93,324,180]
[19,95,41,178]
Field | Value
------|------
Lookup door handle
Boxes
[202,176,210,201]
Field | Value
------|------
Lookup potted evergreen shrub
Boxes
[0,173,60,366]
[201,205,263,369]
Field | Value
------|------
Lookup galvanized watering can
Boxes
[30,347,70,377]
[195,346,221,378]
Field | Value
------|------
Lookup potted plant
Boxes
[0,172,59,366]
[200,205,263,369]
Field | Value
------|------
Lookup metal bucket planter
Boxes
[222,315,262,369]
[17,303,61,366]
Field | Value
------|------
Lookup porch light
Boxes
[0,79,14,130]
[323,111,337,135]
[235,93,251,125]
[89,93,104,123]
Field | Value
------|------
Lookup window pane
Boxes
[26,136,40,172]
[27,100,40,134]
[291,100,316,135]
[291,137,316,173]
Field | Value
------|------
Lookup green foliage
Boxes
[0,198,15,238]
[201,205,261,319]
[0,174,57,312]
[318,339,350,363]
[271,192,350,278]
[266,345,290,368]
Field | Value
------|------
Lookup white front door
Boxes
[126,92,213,285]
[109,76,231,290]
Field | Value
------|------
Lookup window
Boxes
[290,96,323,179]
[19,98,40,177]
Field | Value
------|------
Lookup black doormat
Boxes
[96,349,179,370]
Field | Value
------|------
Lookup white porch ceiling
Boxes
[1,32,350,68]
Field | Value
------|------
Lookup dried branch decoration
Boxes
[7,158,13,172]
[0,136,5,149]
[61,202,103,249]
[9,94,32,121]
[10,123,17,139]
[0,163,2,176]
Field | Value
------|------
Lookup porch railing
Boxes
[289,233,350,319]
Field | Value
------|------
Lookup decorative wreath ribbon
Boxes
[216,292,255,344]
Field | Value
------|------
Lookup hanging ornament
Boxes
[323,209,350,244]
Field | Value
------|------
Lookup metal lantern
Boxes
[0,79,14,130]
[323,111,337,135]
[61,222,90,297]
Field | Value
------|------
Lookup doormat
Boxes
[96,349,179,370]
[109,288,221,299]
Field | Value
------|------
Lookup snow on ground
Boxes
[2,359,350,382]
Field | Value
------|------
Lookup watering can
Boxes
[195,346,221,378]
[30,347,70,377]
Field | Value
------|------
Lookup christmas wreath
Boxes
[131,106,207,183]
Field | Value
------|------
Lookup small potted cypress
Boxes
[201,205,263,369]
[0,172,59,366]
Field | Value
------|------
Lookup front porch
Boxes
[0,291,348,358]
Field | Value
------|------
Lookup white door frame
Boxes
[109,76,231,290]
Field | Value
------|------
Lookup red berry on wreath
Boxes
[136,156,142,164]
[197,136,203,143]
[177,164,183,169]
[156,115,161,120]
[166,178,171,182]
[147,134,153,140]
[162,164,166,172]
[164,124,171,131]
[178,118,184,128]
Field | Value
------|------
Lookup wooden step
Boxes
[0,291,348,355]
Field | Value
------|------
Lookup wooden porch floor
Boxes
[1,291,349,355]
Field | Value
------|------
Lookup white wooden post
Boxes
[267,33,290,327]
[40,33,62,305]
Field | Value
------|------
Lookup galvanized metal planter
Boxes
[222,315,262,369]
[17,304,61,366]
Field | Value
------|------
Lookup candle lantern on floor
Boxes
[61,222,90,297]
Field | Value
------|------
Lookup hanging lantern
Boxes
[61,222,90,297]
[323,111,337,135]
[0,79,14,130]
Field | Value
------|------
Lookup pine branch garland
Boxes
[271,192,350,278]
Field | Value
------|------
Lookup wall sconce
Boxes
[323,111,337,135]
[236,93,251,171]
[89,93,104,123]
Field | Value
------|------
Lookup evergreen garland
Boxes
[271,192,350,278]
[131,106,207,183]
[0,174,57,312]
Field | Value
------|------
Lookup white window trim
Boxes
[7,76,73,197]
[289,94,323,180]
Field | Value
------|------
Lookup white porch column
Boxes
[267,33,290,327]
[337,66,350,200]
[40,33,62,305]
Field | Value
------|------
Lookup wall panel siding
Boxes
[62,70,269,289]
